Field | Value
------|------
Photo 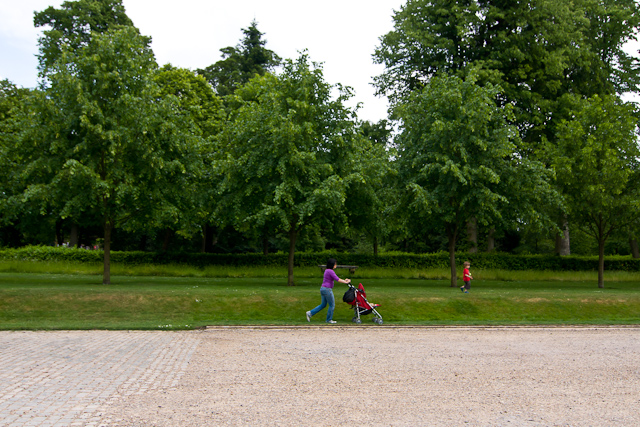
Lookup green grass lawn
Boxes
[2,259,640,282]
[1,270,638,330]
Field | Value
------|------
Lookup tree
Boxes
[570,0,640,97]
[217,54,361,285]
[0,80,29,209]
[195,21,281,252]
[395,74,556,286]
[15,27,203,284]
[345,120,397,255]
[373,0,482,105]
[0,80,26,134]
[155,65,224,140]
[374,0,640,254]
[0,82,62,247]
[552,95,640,288]
[153,65,224,249]
[34,0,136,76]
[374,0,640,120]
[197,21,281,97]
[0,80,35,239]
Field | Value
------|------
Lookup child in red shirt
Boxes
[460,261,473,293]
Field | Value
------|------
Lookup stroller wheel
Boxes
[374,318,383,325]
[352,317,362,324]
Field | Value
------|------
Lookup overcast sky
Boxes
[0,0,405,123]
[1,1,638,123]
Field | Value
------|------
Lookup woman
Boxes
[306,258,351,324]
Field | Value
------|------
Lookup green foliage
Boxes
[152,65,225,239]
[574,0,640,96]
[553,95,640,224]
[22,26,201,224]
[33,0,138,75]
[395,74,559,285]
[217,53,362,284]
[552,94,640,287]
[0,80,32,226]
[197,20,281,97]
[396,75,519,224]
[3,1,639,268]
[373,0,640,259]
[373,0,482,103]
[0,80,28,133]
[154,65,224,140]
[345,120,398,254]
[374,0,640,127]
[10,23,206,283]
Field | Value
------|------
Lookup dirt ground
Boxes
[102,326,640,426]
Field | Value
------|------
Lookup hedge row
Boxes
[1,246,639,271]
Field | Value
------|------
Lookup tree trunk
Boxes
[287,226,298,286]
[208,226,220,252]
[447,227,458,287]
[555,217,571,256]
[598,237,605,289]
[373,235,379,256]
[138,234,147,251]
[5,226,21,247]
[201,224,207,253]
[486,227,495,253]
[262,232,269,256]
[103,221,112,285]
[162,229,172,252]
[630,238,639,259]
[55,220,64,246]
[467,218,478,253]
[69,223,79,248]
[201,224,219,253]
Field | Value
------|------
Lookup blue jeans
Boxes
[310,287,335,322]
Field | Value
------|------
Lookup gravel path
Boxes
[101,326,639,426]
[0,331,198,426]
[1,328,638,426]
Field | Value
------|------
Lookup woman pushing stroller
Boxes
[306,258,351,324]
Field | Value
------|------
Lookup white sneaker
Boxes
[327,320,337,324]
[306,311,311,322]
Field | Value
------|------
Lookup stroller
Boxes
[343,283,383,325]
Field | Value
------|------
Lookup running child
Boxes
[460,261,473,293]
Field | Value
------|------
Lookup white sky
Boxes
[0,0,405,123]
[1,0,639,121]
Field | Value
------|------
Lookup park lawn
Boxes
[0,272,638,329]
[3,260,640,282]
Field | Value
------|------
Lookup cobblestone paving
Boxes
[0,331,199,427]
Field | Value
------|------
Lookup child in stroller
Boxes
[343,282,383,324]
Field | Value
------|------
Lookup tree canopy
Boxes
[0,0,638,287]
[552,95,640,287]
[14,26,204,284]
[374,0,640,143]
[0,80,32,229]
[217,54,362,285]
[197,20,281,97]
[34,0,138,76]
[395,74,558,286]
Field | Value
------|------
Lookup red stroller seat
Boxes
[343,283,383,325]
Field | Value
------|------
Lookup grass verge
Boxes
[0,272,638,330]
[2,260,640,282]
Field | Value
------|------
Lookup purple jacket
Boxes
[321,268,340,288]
